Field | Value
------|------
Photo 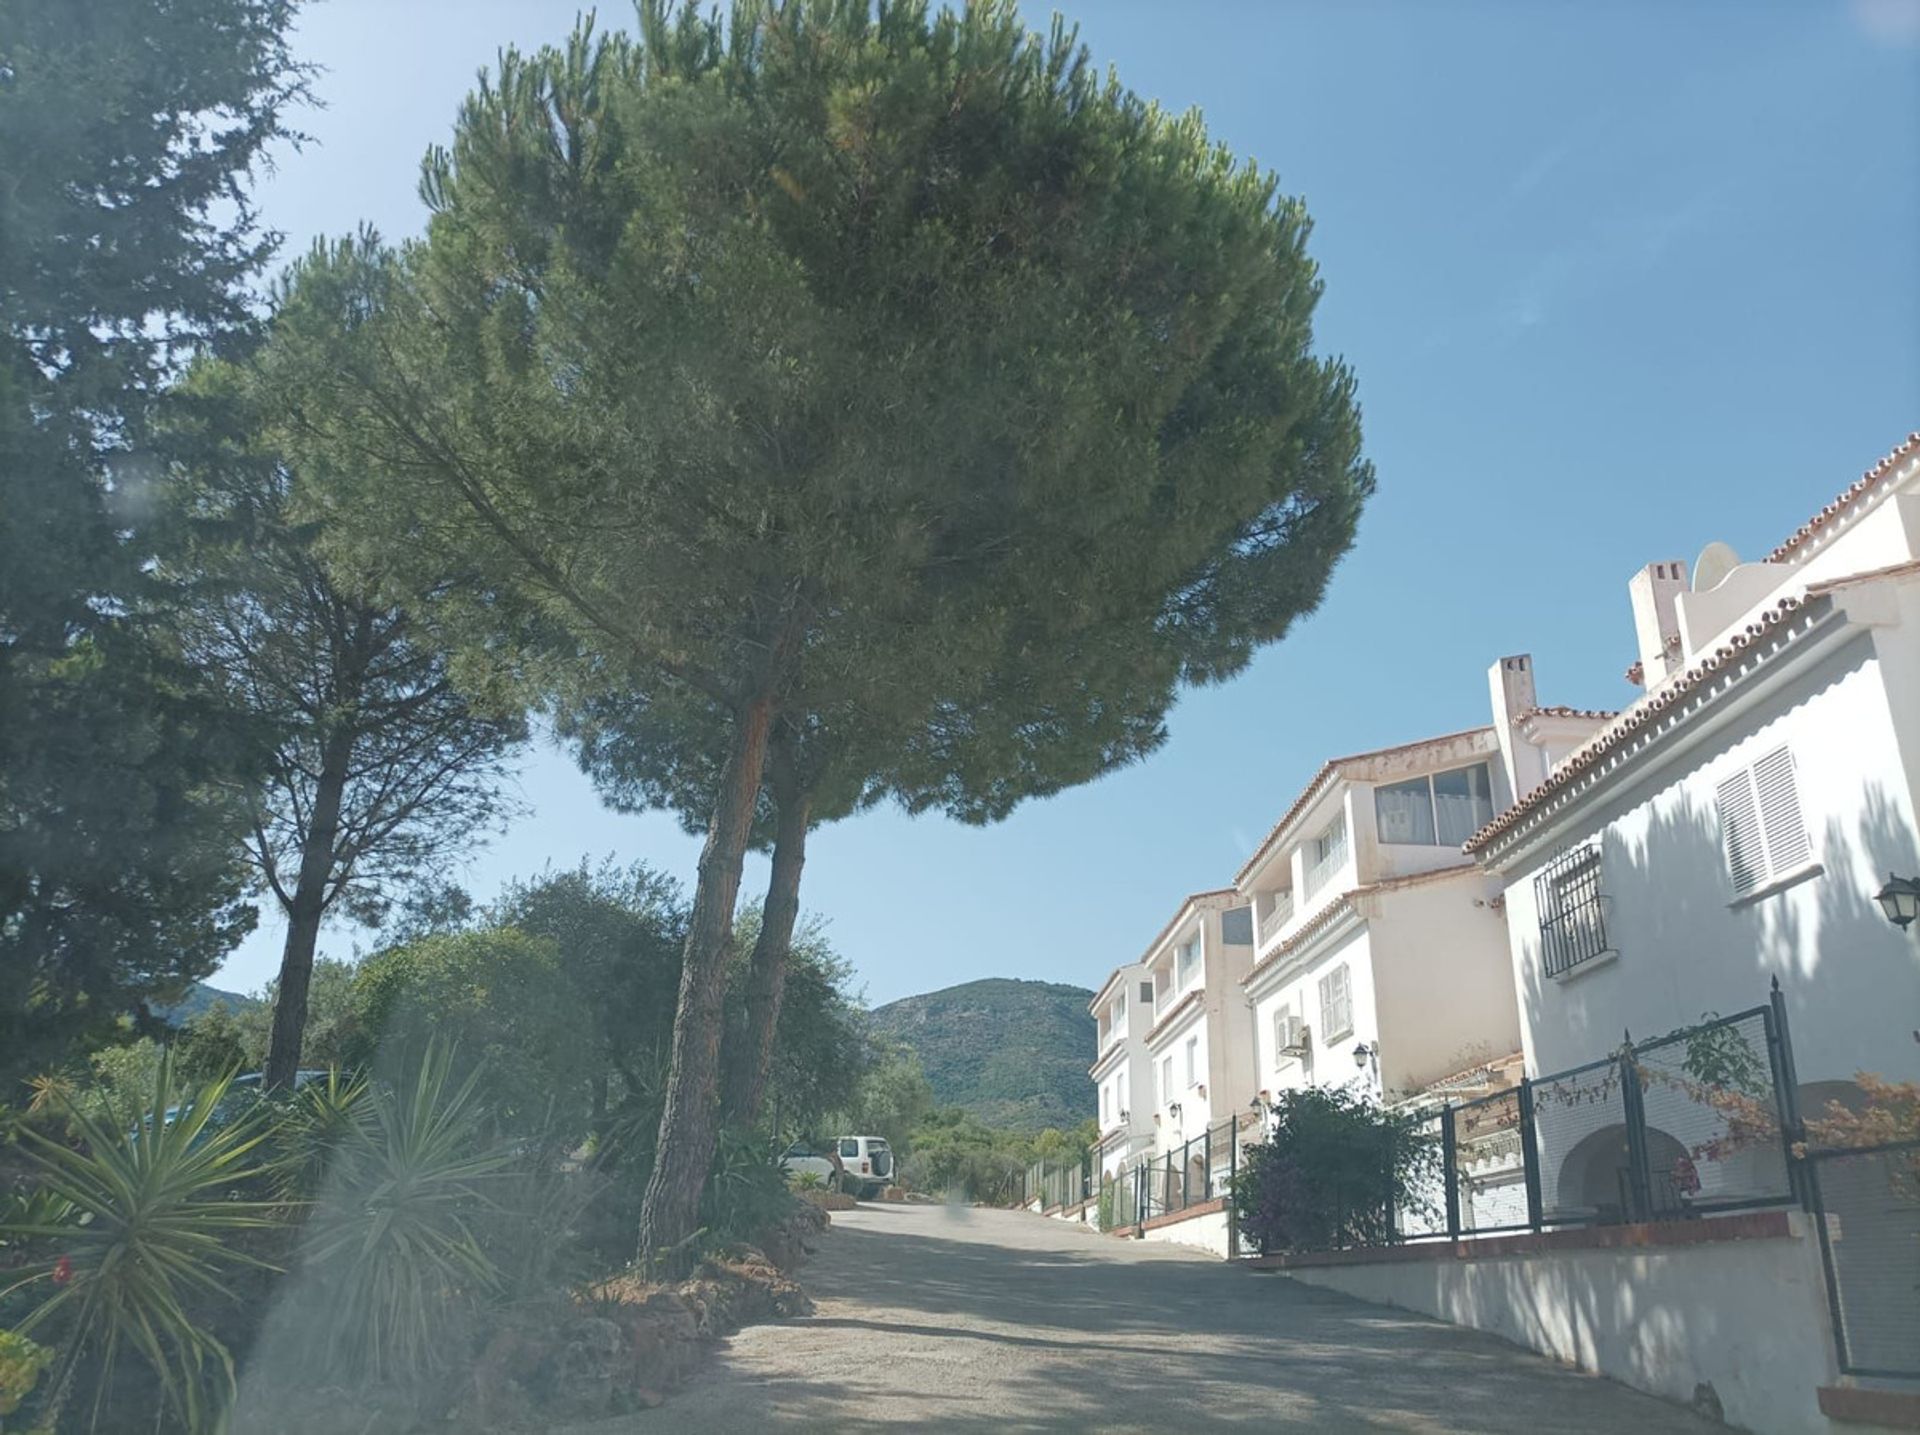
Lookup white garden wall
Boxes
[1269,1215,1848,1435]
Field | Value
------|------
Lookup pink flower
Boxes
[51,1255,73,1286]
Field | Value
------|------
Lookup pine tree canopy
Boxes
[264,0,1372,820]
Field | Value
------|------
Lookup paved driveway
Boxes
[575,1203,1717,1433]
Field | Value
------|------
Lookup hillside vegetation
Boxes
[867,978,1095,1132]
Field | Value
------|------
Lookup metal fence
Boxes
[1022,1152,1094,1212]
[1805,1138,1920,1379]
[1390,994,1799,1244]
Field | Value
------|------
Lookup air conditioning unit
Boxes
[1277,1016,1312,1062]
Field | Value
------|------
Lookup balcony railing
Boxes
[1302,833,1349,900]
[1257,891,1294,945]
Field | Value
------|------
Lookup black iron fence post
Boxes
[1204,1124,1214,1201]
[1441,1104,1461,1241]
[1228,1119,1240,1258]
[1618,1035,1655,1223]
[1517,1076,1544,1232]
[1767,975,1809,1207]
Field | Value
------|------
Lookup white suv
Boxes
[780,1135,895,1199]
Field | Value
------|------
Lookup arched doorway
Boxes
[1554,1123,1691,1221]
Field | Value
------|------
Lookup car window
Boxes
[839,1138,859,1158]
[869,1139,890,1151]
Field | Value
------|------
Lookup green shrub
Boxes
[1230,1087,1436,1256]
[0,1055,280,1431]
[701,1129,796,1250]
[296,1042,507,1383]
[344,929,596,1145]
[0,1329,54,1417]
[1096,1178,1116,1233]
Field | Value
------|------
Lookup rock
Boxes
[551,1316,624,1418]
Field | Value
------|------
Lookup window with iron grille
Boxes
[1715,745,1812,896]
[1535,844,1610,977]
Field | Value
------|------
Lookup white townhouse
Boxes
[1467,432,1920,1113]
[1134,890,1257,1184]
[1235,727,1581,1110]
[1088,963,1156,1180]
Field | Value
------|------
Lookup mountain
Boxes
[868,977,1095,1132]
[155,982,259,1026]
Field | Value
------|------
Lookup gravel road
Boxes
[570,1202,1718,1433]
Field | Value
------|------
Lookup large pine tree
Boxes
[261,0,1372,1261]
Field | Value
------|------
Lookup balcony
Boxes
[1257,891,1294,946]
[1302,831,1350,900]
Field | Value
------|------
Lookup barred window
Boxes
[1535,844,1610,977]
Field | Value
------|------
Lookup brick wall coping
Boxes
[1242,1209,1795,1270]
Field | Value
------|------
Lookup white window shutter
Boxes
[1753,745,1811,874]
[1716,768,1767,893]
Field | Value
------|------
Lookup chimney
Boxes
[1629,561,1690,687]
[1488,655,1546,802]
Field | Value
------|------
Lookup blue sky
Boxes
[216,0,1920,1005]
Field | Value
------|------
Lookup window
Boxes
[1271,1003,1297,1067]
[1139,980,1155,1005]
[1160,1055,1173,1105]
[1115,989,1126,1022]
[1101,1084,1110,1124]
[1375,762,1496,847]
[839,1138,859,1159]
[1175,936,1201,990]
[1303,813,1349,896]
[1184,1035,1199,1088]
[1716,746,1812,895]
[1318,964,1353,1042]
[1535,844,1610,976]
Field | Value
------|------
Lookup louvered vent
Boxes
[1716,769,1767,893]
[1753,746,1811,872]
[1716,745,1811,895]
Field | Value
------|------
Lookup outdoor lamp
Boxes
[1875,873,1920,930]
[1352,1041,1376,1070]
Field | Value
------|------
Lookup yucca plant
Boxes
[0,1055,281,1432]
[268,1068,371,1204]
[297,1043,506,1382]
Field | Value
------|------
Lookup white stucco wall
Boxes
[1136,1206,1233,1259]
[1248,924,1379,1101]
[1369,874,1521,1096]
[1276,1215,1843,1435]
[1498,632,1920,1092]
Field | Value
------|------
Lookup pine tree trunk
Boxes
[264,728,353,1090]
[723,751,811,1127]
[636,686,778,1266]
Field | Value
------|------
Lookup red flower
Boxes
[51,1255,73,1286]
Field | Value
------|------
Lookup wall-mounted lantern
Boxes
[1874,873,1920,931]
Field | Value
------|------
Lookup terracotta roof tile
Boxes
[1767,432,1920,564]
[1515,705,1618,723]
[1465,594,1824,855]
